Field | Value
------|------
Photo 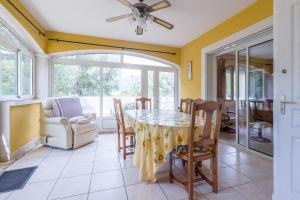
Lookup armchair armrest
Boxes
[43,117,69,126]
[83,112,96,120]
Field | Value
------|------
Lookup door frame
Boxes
[201,16,274,160]
[201,16,273,99]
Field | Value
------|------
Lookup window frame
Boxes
[0,20,35,101]
[50,52,179,119]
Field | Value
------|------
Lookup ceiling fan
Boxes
[106,0,174,35]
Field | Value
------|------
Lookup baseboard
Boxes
[10,137,41,161]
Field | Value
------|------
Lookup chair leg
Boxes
[169,152,173,183]
[123,134,126,160]
[212,156,218,193]
[188,158,193,200]
[117,129,121,153]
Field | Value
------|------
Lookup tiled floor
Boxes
[0,134,273,200]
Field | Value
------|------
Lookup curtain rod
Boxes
[7,0,46,37]
[48,38,177,55]
[6,0,177,56]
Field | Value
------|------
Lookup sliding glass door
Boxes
[248,40,273,156]
[235,40,273,156]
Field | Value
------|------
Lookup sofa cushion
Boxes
[71,122,97,135]
[69,116,91,124]
[53,99,62,117]
[56,98,83,118]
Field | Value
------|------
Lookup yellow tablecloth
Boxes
[125,109,207,182]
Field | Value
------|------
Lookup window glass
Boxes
[53,64,101,116]
[0,22,27,49]
[103,68,141,117]
[0,45,17,96]
[123,55,170,67]
[20,54,33,95]
[58,53,121,63]
[159,72,175,110]
[148,71,154,108]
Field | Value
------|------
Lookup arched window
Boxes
[51,52,178,130]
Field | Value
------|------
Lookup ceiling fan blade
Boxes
[153,17,174,30]
[117,0,135,9]
[106,14,132,22]
[148,0,171,12]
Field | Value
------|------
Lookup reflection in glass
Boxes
[249,40,273,156]
[237,49,247,146]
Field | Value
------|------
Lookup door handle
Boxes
[280,96,296,114]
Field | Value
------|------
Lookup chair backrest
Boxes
[113,98,126,133]
[190,101,224,153]
[136,97,152,110]
[180,98,192,114]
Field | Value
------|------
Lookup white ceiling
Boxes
[19,0,255,47]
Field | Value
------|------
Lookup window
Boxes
[225,66,235,100]
[0,45,17,96]
[51,52,178,126]
[53,64,101,116]
[123,55,170,67]
[0,21,34,99]
[58,53,121,63]
[20,54,33,96]
[103,68,141,116]
[159,72,175,110]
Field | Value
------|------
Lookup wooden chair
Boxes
[169,101,224,200]
[136,97,152,110]
[113,98,135,160]
[179,98,193,114]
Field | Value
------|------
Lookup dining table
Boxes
[125,109,209,182]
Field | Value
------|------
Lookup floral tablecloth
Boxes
[125,109,207,182]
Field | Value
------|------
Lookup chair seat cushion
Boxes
[71,122,97,135]
[69,116,91,124]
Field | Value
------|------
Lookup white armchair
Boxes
[40,98,98,149]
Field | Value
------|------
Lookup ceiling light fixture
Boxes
[106,0,173,35]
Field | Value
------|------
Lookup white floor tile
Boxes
[28,165,64,183]
[61,162,93,178]
[7,180,56,200]
[49,175,91,199]
[93,158,120,173]
[218,167,251,187]
[230,164,272,181]
[0,192,11,200]
[122,168,140,186]
[56,194,88,200]
[126,183,167,200]
[205,188,247,200]
[90,170,124,192]
[88,187,127,200]
[234,179,273,200]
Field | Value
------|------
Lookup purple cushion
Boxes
[53,99,62,117]
[55,98,83,118]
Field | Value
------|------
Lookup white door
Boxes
[274,0,300,199]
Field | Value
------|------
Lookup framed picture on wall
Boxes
[187,61,192,80]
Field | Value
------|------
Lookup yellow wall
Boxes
[46,31,180,65]
[0,0,47,51]
[9,103,41,153]
[180,0,273,99]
